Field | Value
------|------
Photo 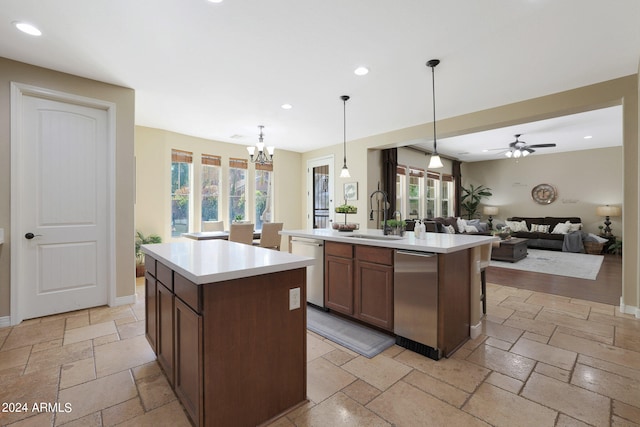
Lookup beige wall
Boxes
[0,57,135,318]
[135,126,303,249]
[302,75,639,315]
[461,147,623,234]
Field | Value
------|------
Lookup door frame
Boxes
[306,155,335,230]
[10,82,117,325]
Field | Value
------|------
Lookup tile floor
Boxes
[1,280,639,426]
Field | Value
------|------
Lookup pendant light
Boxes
[339,95,351,178]
[426,59,444,169]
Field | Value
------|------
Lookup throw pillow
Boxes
[456,217,467,233]
[551,222,571,234]
[530,224,551,233]
[444,224,456,234]
[464,225,479,233]
[505,220,528,232]
[567,222,582,232]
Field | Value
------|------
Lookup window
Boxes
[408,168,424,219]
[425,172,438,218]
[201,154,221,228]
[396,165,407,218]
[441,174,454,217]
[229,158,247,224]
[424,171,454,218]
[255,163,273,230]
[171,149,193,237]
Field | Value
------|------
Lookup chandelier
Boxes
[246,125,274,165]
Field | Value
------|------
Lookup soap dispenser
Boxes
[419,220,426,239]
[414,219,421,239]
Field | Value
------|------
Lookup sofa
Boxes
[500,216,583,251]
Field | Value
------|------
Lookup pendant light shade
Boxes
[340,95,351,178]
[426,59,443,169]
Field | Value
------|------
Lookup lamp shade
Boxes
[483,206,499,216]
[596,205,621,217]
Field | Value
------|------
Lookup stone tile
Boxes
[482,319,523,343]
[24,341,93,374]
[537,309,614,338]
[522,331,550,344]
[521,372,610,426]
[88,305,135,324]
[115,315,138,326]
[0,346,31,372]
[616,326,640,352]
[572,298,616,316]
[307,333,337,362]
[32,338,63,353]
[94,335,156,377]
[132,361,162,380]
[534,362,571,383]
[511,337,577,370]
[58,411,102,427]
[549,331,640,371]
[485,303,515,321]
[590,311,640,332]
[503,314,556,337]
[63,321,117,345]
[93,333,120,347]
[380,344,404,358]
[556,325,614,345]
[341,379,381,406]
[527,294,590,318]
[612,415,640,426]
[0,367,59,425]
[395,349,490,393]
[450,347,473,360]
[485,336,512,351]
[64,313,90,330]
[56,370,138,425]
[367,381,489,427]
[60,357,96,389]
[307,357,357,403]
[5,412,54,427]
[342,354,411,391]
[116,320,145,340]
[116,399,191,427]
[136,371,176,411]
[613,400,640,425]
[323,348,356,366]
[403,369,469,408]
[463,383,557,427]
[2,319,65,350]
[498,298,543,317]
[572,363,640,408]
[555,414,592,427]
[467,344,536,381]
[293,392,389,426]
[484,371,524,394]
[577,354,640,382]
[460,333,487,352]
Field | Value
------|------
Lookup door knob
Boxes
[25,232,42,240]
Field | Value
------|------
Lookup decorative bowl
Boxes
[332,222,359,232]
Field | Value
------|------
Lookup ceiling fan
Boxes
[504,134,556,158]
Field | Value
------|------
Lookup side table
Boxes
[598,235,617,254]
[491,237,528,262]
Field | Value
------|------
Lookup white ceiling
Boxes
[1,1,639,155]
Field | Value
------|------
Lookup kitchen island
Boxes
[282,228,496,359]
[142,240,314,427]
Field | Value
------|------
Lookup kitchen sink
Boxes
[345,234,404,241]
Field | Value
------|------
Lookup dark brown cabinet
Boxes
[174,297,203,425]
[144,271,157,353]
[324,242,354,315]
[325,242,394,331]
[156,281,174,387]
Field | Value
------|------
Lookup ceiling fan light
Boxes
[513,149,522,158]
[505,151,513,158]
[522,150,530,157]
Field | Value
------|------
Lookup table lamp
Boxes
[596,205,621,236]
[483,206,499,230]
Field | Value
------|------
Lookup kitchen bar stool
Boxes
[478,242,493,315]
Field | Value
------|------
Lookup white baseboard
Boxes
[470,321,483,339]
[112,294,136,306]
[619,297,640,318]
[0,316,11,328]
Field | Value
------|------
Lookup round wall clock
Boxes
[531,184,557,204]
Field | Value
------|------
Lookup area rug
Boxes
[490,249,604,280]
[307,306,395,358]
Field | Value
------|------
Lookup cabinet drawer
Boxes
[355,245,394,266]
[145,255,156,277]
[325,241,353,258]
[157,262,173,291]
[174,272,201,314]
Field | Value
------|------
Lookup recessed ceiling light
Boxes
[207,0,223,3]
[281,103,292,110]
[354,66,369,76]
[14,21,42,36]
[482,149,489,152]
[584,135,593,139]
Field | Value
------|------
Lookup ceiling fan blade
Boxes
[524,148,535,153]
[528,143,556,148]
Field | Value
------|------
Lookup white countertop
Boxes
[142,240,314,285]
[281,228,497,253]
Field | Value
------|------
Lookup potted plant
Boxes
[460,184,493,219]
[135,231,162,277]
[386,219,407,236]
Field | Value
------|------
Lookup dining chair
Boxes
[256,222,283,250]
[228,223,255,245]
[202,220,224,232]
[478,242,494,315]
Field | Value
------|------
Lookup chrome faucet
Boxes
[369,190,390,235]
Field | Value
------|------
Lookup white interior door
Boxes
[12,87,111,322]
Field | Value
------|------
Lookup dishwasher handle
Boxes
[395,250,435,258]
[291,240,324,247]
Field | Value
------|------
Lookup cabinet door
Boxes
[355,260,394,330]
[144,272,157,352]
[174,298,203,426]
[325,255,354,315]
[157,282,175,386]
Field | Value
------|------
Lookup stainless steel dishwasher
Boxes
[290,237,325,308]
[394,250,440,360]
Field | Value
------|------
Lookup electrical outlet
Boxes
[289,287,300,310]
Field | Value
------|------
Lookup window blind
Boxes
[229,158,248,169]
[171,149,193,163]
[202,154,221,166]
